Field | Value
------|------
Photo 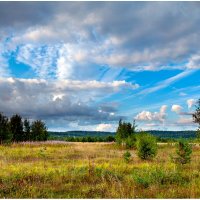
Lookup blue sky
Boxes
[0,2,199,131]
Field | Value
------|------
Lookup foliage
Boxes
[63,135,115,142]
[132,166,189,189]
[148,130,196,139]
[31,120,48,141]
[193,99,200,140]
[123,151,131,163]
[193,99,200,128]
[136,132,158,160]
[10,114,24,142]
[116,119,136,145]
[174,139,192,165]
[0,112,48,143]
[0,113,12,143]
[125,135,136,149]
[196,129,200,139]
[23,119,31,141]
[49,130,197,140]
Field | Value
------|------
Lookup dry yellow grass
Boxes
[0,141,200,198]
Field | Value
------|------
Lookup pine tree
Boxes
[0,113,12,143]
[31,120,48,141]
[23,119,31,141]
[10,114,24,142]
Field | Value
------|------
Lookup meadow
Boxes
[0,141,200,198]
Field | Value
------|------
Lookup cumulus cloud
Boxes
[186,54,200,69]
[135,105,167,123]
[171,105,183,114]
[187,99,196,109]
[0,78,137,126]
[95,123,114,132]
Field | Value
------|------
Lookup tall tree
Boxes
[193,99,200,138]
[23,119,31,141]
[10,114,24,142]
[0,113,12,143]
[116,119,136,144]
[31,120,48,141]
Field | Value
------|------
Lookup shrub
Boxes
[136,132,158,160]
[125,135,136,149]
[123,151,131,163]
[132,167,189,188]
[196,129,200,140]
[175,139,192,165]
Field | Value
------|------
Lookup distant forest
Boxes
[49,130,196,139]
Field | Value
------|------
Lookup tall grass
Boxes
[0,142,200,198]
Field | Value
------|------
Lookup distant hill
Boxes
[147,130,196,139]
[49,131,115,138]
[49,130,196,139]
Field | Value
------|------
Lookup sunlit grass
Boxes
[0,142,200,198]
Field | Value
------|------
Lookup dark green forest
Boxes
[0,113,48,143]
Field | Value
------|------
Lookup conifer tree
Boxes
[23,119,31,141]
[0,113,12,143]
[31,120,48,141]
[10,114,24,142]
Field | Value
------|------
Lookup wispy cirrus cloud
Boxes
[138,70,195,95]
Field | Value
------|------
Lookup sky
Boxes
[0,1,200,132]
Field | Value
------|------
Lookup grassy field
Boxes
[0,141,200,198]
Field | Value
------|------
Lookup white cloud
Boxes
[1,2,200,73]
[135,105,167,123]
[179,92,187,96]
[187,99,196,109]
[0,55,10,77]
[56,44,75,79]
[177,117,193,125]
[171,105,183,114]
[0,78,137,123]
[0,44,10,77]
[96,123,113,132]
[186,54,200,69]
[16,44,58,78]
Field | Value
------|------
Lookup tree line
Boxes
[0,113,48,143]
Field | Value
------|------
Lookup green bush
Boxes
[123,151,131,163]
[196,129,200,140]
[136,132,158,160]
[132,167,189,188]
[175,139,192,165]
[125,135,136,149]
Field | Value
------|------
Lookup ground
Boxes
[0,141,200,198]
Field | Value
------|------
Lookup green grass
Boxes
[0,141,200,198]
